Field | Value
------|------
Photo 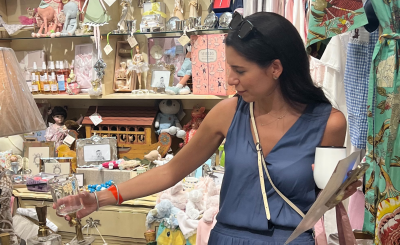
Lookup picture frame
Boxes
[74,173,84,187]
[23,142,55,175]
[151,70,171,93]
[40,157,72,175]
[76,135,118,166]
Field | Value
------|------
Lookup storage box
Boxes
[191,34,236,95]
[76,168,137,185]
[74,43,98,89]
[15,50,46,81]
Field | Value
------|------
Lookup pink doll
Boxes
[19,8,37,25]
[45,106,68,149]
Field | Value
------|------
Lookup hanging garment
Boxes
[307,0,368,46]
[344,27,379,149]
[293,0,306,43]
[364,1,400,244]
[285,0,294,23]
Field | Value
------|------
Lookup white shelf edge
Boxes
[32,93,231,100]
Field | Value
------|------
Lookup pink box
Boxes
[191,34,235,95]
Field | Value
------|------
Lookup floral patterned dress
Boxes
[364,1,400,244]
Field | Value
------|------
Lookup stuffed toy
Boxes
[144,148,161,162]
[154,99,186,138]
[180,105,206,148]
[153,152,174,167]
[185,189,205,220]
[146,199,173,229]
[160,181,188,210]
[202,182,220,223]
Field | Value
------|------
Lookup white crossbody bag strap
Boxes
[250,102,305,219]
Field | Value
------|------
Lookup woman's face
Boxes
[226,46,281,102]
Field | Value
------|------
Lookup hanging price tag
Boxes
[104,44,113,55]
[127,36,138,48]
[178,34,190,46]
[63,135,76,147]
[104,0,116,7]
[89,112,103,126]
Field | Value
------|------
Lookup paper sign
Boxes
[89,113,103,126]
[104,0,116,7]
[127,36,138,48]
[104,44,113,55]
[178,34,190,46]
[63,135,76,146]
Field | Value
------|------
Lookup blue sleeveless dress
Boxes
[209,97,332,245]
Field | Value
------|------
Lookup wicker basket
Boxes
[144,230,156,242]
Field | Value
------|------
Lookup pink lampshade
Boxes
[0,47,46,137]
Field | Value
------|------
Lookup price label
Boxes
[89,112,103,126]
[51,84,58,91]
[127,36,138,48]
[104,44,113,55]
[104,0,116,7]
[63,135,76,146]
[57,74,65,82]
[178,34,190,46]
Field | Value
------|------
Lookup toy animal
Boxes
[33,3,61,38]
[155,99,186,138]
[60,1,79,36]
[179,105,206,148]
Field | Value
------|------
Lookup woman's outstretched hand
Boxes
[52,191,98,221]
[311,164,362,201]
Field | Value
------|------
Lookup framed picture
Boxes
[23,142,55,175]
[151,70,171,90]
[74,173,84,187]
[76,135,118,166]
[40,157,72,175]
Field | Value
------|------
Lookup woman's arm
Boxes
[96,97,238,208]
[320,108,346,146]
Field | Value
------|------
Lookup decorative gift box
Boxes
[191,34,236,95]
[74,43,98,90]
[15,50,46,81]
[213,0,234,13]
[141,2,166,32]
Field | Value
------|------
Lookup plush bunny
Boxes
[185,189,204,220]
[145,199,173,229]
[154,99,186,138]
[153,152,174,167]
[160,181,188,210]
[202,182,220,223]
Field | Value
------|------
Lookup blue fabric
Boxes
[214,96,331,240]
[177,58,192,77]
[343,28,379,149]
[209,223,314,245]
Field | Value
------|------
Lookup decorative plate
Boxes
[150,44,163,60]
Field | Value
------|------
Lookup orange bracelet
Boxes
[107,185,124,205]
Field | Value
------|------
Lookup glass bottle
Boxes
[50,72,58,95]
[57,61,67,94]
[40,62,50,94]
[27,206,62,245]
[31,62,40,95]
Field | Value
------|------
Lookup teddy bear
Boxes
[145,199,173,229]
[160,181,188,210]
[202,181,220,223]
[185,189,205,220]
[154,99,186,138]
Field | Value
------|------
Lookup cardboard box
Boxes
[191,34,236,95]
[76,168,137,185]
[15,50,46,81]
[74,43,98,89]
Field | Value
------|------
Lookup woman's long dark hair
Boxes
[226,12,330,109]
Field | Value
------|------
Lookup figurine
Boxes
[117,62,127,79]
[66,69,81,95]
[174,0,184,20]
[45,106,69,149]
[19,7,37,25]
[189,0,198,18]
[33,0,61,38]
[10,155,20,174]
[154,99,186,138]
[117,0,131,33]
[165,44,192,95]
[75,21,93,35]
[60,1,79,36]
[179,105,206,148]
[127,45,149,90]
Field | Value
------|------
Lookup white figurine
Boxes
[174,0,184,20]
[189,0,198,18]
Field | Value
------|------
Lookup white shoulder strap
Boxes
[249,102,305,219]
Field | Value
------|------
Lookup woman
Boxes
[56,12,361,244]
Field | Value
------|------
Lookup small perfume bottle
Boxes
[31,62,40,95]
[40,62,50,95]
[27,206,62,245]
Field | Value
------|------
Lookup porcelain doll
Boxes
[127,45,149,90]
[45,106,69,149]
[165,44,192,95]
[189,0,198,18]
[174,0,184,20]
[10,155,20,174]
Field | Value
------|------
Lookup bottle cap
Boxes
[49,61,55,70]
[59,61,64,70]
[63,60,69,70]
[42,61,46,70]
[33,62,37,70]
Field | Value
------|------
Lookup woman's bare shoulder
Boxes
[320,108,346,147]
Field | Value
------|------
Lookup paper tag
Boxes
[43,84,50,91]
[104,44,113,55]
[127,36,138,48]
[63,135,76,146]
[178,34,190,46]
[104,0,116,7]
[51,84,58,91]
[89,113,103,126]
[32,84,39,92]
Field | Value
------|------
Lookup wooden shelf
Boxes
[32,93,230,100]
